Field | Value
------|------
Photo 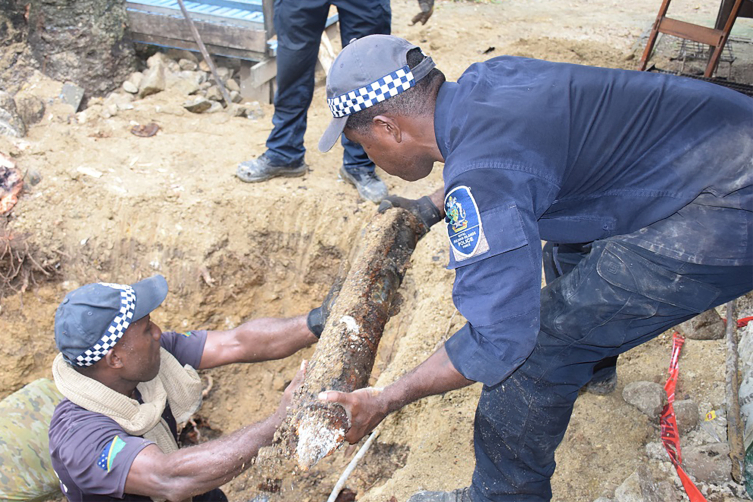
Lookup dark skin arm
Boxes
[198,314,318,369]
[320,345,473,443]
[124,362,305,501]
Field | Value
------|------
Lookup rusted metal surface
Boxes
[726,300,745,482]
[272,208,425,470]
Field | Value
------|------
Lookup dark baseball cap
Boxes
[54,275,168,367]
[318,34,436,153]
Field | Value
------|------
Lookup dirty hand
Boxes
[378,195,443,233]
[319,387,387,443]
[411,0,434,25]
[278,360,307,416]
[306,275,344,338]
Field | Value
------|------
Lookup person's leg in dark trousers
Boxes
[332,0,391,202]
[542,241,619,394]
[236,0,329,182]
[334,0,390,172]
[470,240,753,501]
[267,0,330,164]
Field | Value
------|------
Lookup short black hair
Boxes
[345,48,445,134]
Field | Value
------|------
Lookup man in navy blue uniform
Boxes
[315,34,753,501]
[236,0,434,204]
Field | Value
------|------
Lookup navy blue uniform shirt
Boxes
[434,57,753,386]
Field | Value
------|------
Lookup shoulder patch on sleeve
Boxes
[97,435,126,472]
[445,186,490,262]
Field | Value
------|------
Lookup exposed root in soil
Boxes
[0,222,56,301]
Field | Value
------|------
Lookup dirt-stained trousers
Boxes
[266,0,391,171]
[469,235,753,501]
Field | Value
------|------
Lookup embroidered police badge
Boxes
[445,186,489,262]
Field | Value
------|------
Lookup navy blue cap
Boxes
[318,34,435,153]
[54,275,168,367]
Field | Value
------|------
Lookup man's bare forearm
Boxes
[200,314,316,368]
[382,345,473,414]
[126,410,283,500]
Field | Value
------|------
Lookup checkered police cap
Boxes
[319,35,436,153]
[54,275,168,367]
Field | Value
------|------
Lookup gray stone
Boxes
[0,91,26,137]
[14,94,45,126]
[127,71,144,89]
[614,466,663,502]
[27,0,137,97]
[60,83,85,112]
[199,60,210,72]
[102,92,134,117]
[25,167,42,186]
[205,85,222,102]
[644,442,667,461]
[216,66,232,82]
[673,399,699,434]
[239,101,264,120]
[654,482,679,502]
[172,78,200,96]
[677,309,724,340]
[225,78,240,93]
[139,61,166,98]
[122,80,138,94]
[682,443,732,484]
[179,59,198,71]
[166,49,198,63]
[593,498,613,502]
[622,381,666,419]
[183,96,212,113]
[206,101,224,113]
[230,90,242,103]
[146,52,171,69]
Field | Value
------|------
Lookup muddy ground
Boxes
[2,0,753,501]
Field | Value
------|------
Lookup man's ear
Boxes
[373,115,402,143]
[104,349,124,369]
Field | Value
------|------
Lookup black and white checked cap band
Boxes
[319,35,436,153]
[75,283,135,367]
[327,57,435,119]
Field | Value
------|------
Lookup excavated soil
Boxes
[2,0,753,501]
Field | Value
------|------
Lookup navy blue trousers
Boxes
[266,0,391,171]
[470,238,753,501]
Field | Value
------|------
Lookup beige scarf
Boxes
[52,348,203,454]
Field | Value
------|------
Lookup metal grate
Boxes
[647,66,753,97]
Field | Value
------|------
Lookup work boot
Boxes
[236,153,307,183]
[407,487,473,502]
[339,166,388,203]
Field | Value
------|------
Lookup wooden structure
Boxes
[640,0,753,77]
[126,0,338,103]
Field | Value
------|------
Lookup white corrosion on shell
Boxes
[339,315,361,341]
[295,415,345,470]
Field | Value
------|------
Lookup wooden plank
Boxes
[239,58,277,103]
[127,9,268,52]
[127,1,264,26]
[129,33,266,60]
[657,17,725,47]
[266,208,427,470]
[262,0,275,51]
[316,32,336,75]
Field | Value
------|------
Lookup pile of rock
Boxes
[0,48,265,139]
[594,308,751,502]
[113,50,263,119]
